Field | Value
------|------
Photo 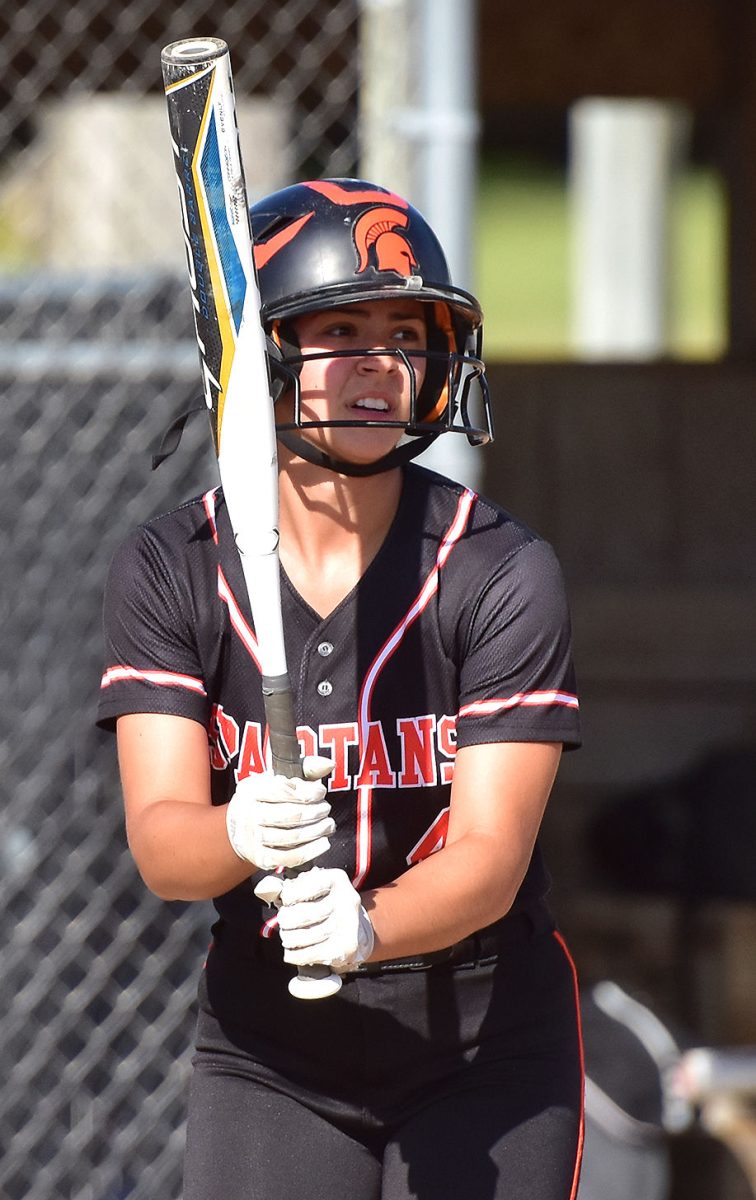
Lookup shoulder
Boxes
[136,486,221,546]
[105,488,222,613]
[403,467,572,650]
[404,464,550,575]
[110,488,220,568]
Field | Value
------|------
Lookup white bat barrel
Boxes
[162,36,341,1000]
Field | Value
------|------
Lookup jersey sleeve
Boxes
[454,536,580,749]
[97,524,210,731]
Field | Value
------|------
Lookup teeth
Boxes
[354,398,389,411]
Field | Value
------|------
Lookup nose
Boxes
[356,347,400,374]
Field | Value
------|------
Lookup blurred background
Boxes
[1,1,755,1197]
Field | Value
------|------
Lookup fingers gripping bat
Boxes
[161,36,341,1000]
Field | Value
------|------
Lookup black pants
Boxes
[183,909,584,1200]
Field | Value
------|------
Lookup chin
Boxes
[324,431,402,464]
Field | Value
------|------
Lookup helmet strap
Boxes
[276,428,439,477]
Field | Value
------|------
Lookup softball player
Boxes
[99,179,584,1199]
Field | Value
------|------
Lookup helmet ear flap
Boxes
[270,318,300,364]
[267,321,300,401]
[416,302,457,425]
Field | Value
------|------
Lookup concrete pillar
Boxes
[8,94,290,272]
[569,98,690,359]
[358,0,484,489]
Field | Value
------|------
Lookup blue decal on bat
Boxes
[201,112,246,333]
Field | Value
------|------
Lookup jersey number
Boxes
[406,807,450,865]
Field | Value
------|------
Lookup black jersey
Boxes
[99,465,580,931]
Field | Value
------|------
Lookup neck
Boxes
[277,450,404,616]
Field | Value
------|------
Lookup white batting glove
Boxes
[225,756,335,871]
[259,866,375,974]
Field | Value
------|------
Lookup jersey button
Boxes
[317,680,333,697]
[317,641,334,657]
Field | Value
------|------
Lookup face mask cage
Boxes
[268,344,493,448]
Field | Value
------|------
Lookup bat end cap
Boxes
[288,968,342,1000]
[161,36,227,65]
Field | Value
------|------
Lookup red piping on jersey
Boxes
[458,690,579,718]
[100,665,207,695]
[217,566,263,672]
[203,487,220,544]
[210,488,264,672]
[261,913,279,939]
[352,488,477,888]
[552,929,585,1200]
[260,866,286,938]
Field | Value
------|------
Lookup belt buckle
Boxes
[406,956,437,971]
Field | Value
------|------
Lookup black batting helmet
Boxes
[250,178,493,476]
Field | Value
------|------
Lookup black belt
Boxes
[348,901,554,977]
[221,900,554,975]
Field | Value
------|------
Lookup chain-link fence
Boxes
[1,3,359,1197]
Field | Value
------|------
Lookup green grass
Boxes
[476,153,727,361]
[669,167,727,359]
[476,155,571,358]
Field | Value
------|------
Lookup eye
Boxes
[321,321,357,339]
[393,324,426,346]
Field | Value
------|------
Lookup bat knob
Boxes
[288,965,342,1000]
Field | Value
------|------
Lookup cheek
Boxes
[298,356,349,402]
[297,362,323,399]
[414,357,427,392]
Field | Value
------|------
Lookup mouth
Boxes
[349,396,395,420]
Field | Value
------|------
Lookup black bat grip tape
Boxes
[261,674,303,780]
[261,673,338,993]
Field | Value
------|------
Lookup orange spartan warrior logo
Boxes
[353,207,418,278]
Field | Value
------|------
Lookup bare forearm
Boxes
[362,830,532,962]
[126,799,252,901]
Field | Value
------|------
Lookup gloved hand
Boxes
[255,866,375,974]
[225,756,335,871]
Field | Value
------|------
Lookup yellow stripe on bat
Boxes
[163,64,215,95]
[191,65,237,445]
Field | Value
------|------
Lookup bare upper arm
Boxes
[447,740,562,855]
[115,713,253,901]
[116,712,212,827]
